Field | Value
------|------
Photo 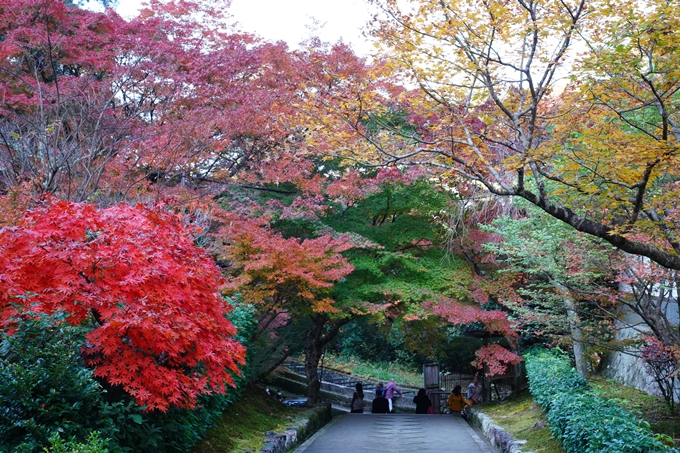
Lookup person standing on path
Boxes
[376,382,385,397]
[463,376,482,418]
[371,388,389,413]
[384,378,403,413]
[413,388,432,414]
[466,377,482,406]
[351,382,365,413]
[447,385,467,415]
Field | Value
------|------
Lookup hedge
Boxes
[525,348,677,453]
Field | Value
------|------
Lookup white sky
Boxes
[116,0,375,55]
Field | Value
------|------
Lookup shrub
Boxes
[525,348,678,453]
[0,311,112,453]
[641,336,678,413]
[103,300,257,453]
[1,301,256,453]
[44,432,109,453]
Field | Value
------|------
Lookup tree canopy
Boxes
[363,0,680,270]
[2,0,679,420]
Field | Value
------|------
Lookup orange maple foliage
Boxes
[0,199,245,411]
[216,210,355,315]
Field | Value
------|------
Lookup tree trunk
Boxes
[559,284,587,378]
[303,314,350,407]
[570,309,588,379]
[254,349,291,382]
[304,317,324,406]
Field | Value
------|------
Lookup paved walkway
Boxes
[293,413,496,453]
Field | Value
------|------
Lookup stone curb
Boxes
[468,407,534,453]
[261,403,332,453]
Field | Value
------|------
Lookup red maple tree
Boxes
[0,0,302,204]
[0,198,245,411]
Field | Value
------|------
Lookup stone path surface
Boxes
[293,413,496,453]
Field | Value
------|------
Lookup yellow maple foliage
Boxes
[355,0,680,269]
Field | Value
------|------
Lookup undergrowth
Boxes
[321,354,423,387]
[191,384,302,453]
[525,348,677,453]
[483,378,680,453]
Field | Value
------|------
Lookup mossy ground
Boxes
[481,393,565,453]
[191,384,303,453]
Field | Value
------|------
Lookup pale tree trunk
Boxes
[303,314,350,407]
[558,284,588,378]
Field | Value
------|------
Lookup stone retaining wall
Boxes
[468,407,534,453]
[267,368,417,412]
[261,403,332,453]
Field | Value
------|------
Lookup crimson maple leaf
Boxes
[0,198,246,411]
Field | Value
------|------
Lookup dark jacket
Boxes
[413,394,432,414]
[371,396,389,413]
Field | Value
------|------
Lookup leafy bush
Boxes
[1,301,256,453]
[0,311,160,453]
[525,348,677,453]
[108,300,257,453]
[0,311,113,453]
[44,432,109,453]
[641,336,678,413]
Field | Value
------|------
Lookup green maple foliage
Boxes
[0,199,245,412]
[325,174,467,317]
[227,157,523,377]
